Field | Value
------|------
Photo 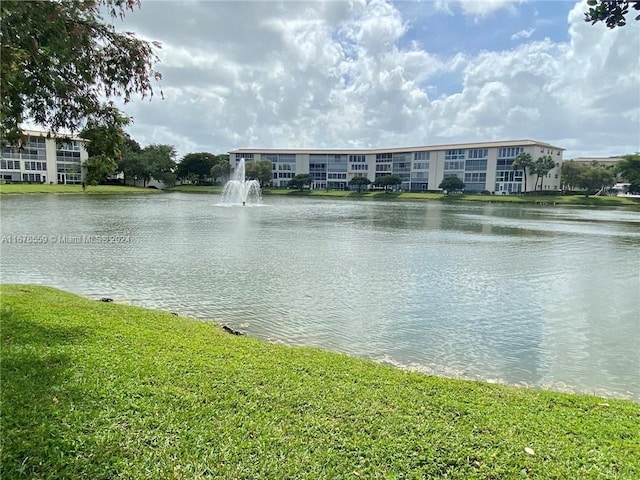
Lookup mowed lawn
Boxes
[0,184,160,195]
[1,285,638,479]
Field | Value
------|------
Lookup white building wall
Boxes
[229,140,565,193]
[44,139,57,184]
[0,130,89,184]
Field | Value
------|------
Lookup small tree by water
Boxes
[439,175,465,195]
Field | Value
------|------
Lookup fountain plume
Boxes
[221,158,262,206]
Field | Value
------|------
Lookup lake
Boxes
[1,193,638,400]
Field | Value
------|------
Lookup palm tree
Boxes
[534,155,556,191]
[512,152,534,193]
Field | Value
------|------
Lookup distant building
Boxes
[567,156,624,168]
[567,156,635,187]
[1,129,89,184]
[230,139,565,193]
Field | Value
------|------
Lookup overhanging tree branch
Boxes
[0,0,162,145]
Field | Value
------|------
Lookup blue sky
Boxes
[396,1,569,54]
[109,0,639,159]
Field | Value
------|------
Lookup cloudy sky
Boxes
[112,0,639,159]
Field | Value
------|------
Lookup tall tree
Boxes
[84,156,117,186]
[80,107,131,160]
[512,152,534,193]
[210,155,230,185]
[577,162,616,197]
[176,153,218,184]
[585,0,640,28]
[288,174,313,191]
[438,175,465,195]
[244,160,272,187]
[117,135,143,185]
[139,144,176,187]
[349,176,372,192]
[374,174,402,192]
[80,107,131,186]
[533,155,556,191]
[617,154,640,192]
[560,160,583,192]
[0,0,162,145]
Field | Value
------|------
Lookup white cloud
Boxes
[437,0,525,17]
[511,28,536,40]
[112,0,638,159]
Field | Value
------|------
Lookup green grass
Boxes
[2,285,638,479]
[168,185,224,194]
[266,189,640,207]
[0,184,161,195]
[167,185,639,207]
[6,183,634,207]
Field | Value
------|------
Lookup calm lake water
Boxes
[1,193,639,400]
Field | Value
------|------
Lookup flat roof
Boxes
[568,156,623,162]
[19,129,86,142]
[230,139,565,155]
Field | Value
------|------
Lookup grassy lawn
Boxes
[168,185,224,194]
[0,184,161,195]
[2,285,638,479]
[6,183,635,207]
[265,188,640,207]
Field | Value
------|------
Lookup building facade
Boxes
[230,139,564,193]
[566,156,623,168]
[1,130,89,184]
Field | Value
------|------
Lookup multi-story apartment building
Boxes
[230,139,564,193]
[1,129,89,184]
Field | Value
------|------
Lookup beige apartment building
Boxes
[0,129,89,184]
[230,139,564,193]
[229,140,564,194]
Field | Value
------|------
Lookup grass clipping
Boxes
[1,285,638,479]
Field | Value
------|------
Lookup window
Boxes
[264,153,294,163]
[57,140,80,151]
[328,155,347,173]
[414,151,430,160]
[309,163,326,171]
[310,162,327,181]
[498,146,524,158]
[376,153,392,162]
[412,162,429,170]
[25,161,47,171]
[496,170,523,182]
[496,159,515,169]
[445,149,465,160]
[279,154,295,162]
[444,160,464,170]
[22,173,42,182]
[349,154,366,163]
[376,164,391,172]
[465,159,487,171]
[0,160,20,169]
[350,164,368,171]
[467,148,488,159]
[464,172,486,182]
[56,150,81,163]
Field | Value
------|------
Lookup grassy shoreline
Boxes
[2,183,637,207]
[2,285,638,478]
[168,185,640,207]
[0,184,161,195]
